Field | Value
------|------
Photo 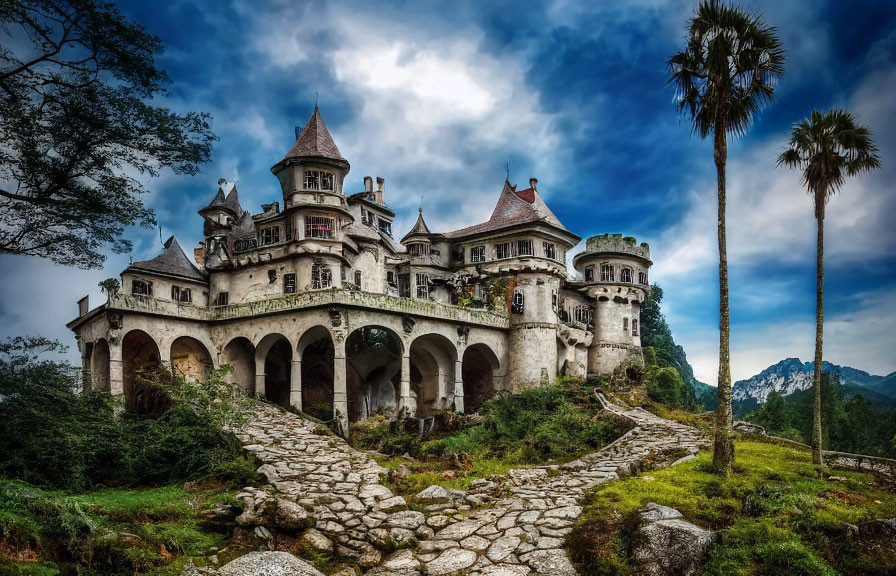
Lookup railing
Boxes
[107,290,509,328]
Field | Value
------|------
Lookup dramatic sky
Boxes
[2,0,895,386]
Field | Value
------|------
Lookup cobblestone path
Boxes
[232,395,708,576]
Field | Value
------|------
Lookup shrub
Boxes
[646,367,686,407]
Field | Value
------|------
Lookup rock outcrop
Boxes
[630,503,715,576]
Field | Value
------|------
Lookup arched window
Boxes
[601,264,615,282]
[621,267,633,283]
[511,287,524,314]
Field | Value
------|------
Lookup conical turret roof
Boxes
[282,106,345,162]
[401,208,432,243]
[127,236,207,283]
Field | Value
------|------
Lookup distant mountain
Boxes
[732,358,896,417]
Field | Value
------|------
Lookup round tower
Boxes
[573,234,652,375]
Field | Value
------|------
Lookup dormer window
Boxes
[260,226,281,246]
[408,243,430,258]
[306,215,335,239]
[304,170,334,191]
[601,264,615,282]
[131,279,151,296]
[620,267,633,283]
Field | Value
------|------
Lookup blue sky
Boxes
[2,0,895,386]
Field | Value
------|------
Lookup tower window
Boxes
[215,292,229,306]
[387,270,397,288]
[638,271,648,285]
[378,218,392,235]
[584,266,594,282]
[552,289,558,312]
[306,215,335,239]
[601,264,615,282]
[354,270,362,289]
[171,286,191,303]
[621,267,633,283]
[632,319,639,336]
[408,243,431,258]
[470,246,485,263]
[260,226,281,246]
[517,240,533,256]
[543,242,556,260]
[574,305,592,325]
[304,170,334,191]
[284,273,297,294]
[416,273,429,299]
[623,317,629,331]
[311,264,332,289]
[511,287,524,314]
[131,279,151,296]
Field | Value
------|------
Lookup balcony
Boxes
[105,290,509,328]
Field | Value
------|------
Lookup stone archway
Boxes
[170,336,214,381]
[90,338,111,392]
[409,333,457,417]
[346,326,403,421]
[462,343,500,413]
[256,334,292,409]
[122,329,162,413]
[298,326,334,421]
[221,337,255,395]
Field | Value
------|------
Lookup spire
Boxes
[401,208,432,243]
[282,106,345,162]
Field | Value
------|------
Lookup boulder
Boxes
[217,551,324,576]
[631,503,715,576]
[856,518,896,539]
[415,484,465,503]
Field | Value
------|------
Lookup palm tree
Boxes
[778,109,880,468]
[669,0,784,474]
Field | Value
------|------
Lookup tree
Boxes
[0,0,216,268]
[668,0,784,474]
[777,109,880,467]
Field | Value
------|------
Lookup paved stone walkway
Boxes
[231,394,708,575]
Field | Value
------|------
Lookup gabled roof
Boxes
[282,106,345,163]
[401,208,432,243]
[443,180,579,242]
[126,236,207,283]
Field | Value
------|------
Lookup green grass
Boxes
[567,440,896,576]
[375,455,513,496]
[0,480,239,575]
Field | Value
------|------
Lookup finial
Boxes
[159,227,164,246]
[505,160,510,181]
[419,197,423,214]
[315,91,319,108]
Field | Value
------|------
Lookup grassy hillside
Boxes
[568,439,896,576]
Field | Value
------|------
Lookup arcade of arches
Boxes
[108,323,502,429]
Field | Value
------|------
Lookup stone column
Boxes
[454,359,465,413]
[398,352,412,415]
[333,342,348,436]
[108,340,124,398]
[290,359,302,411]
[255,357,266,399]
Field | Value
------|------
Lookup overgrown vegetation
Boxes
[0,337,261,574]
[568,440,896,576]
[639,285,712,411]
[745,374,896,459]
[352,377,632,495]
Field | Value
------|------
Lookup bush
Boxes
[646,367,686,407]
[0,338,253,490]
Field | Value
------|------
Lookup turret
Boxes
[573,234,652,374]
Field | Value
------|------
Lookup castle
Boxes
[68,107,652,433]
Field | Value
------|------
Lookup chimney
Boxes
[194,242,206,270]
[529,177,538,191]
[374,177,385,205]
[364,176,373,193]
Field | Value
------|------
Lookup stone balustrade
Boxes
[107,290,509,328]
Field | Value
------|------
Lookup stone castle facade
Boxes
[69,107,653,432]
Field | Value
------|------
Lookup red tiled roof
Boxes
[514,187,535,203]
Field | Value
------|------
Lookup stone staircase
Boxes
[230,395,708,575]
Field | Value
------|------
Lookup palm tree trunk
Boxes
[812,196,825,467]
[712,125,734,474]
